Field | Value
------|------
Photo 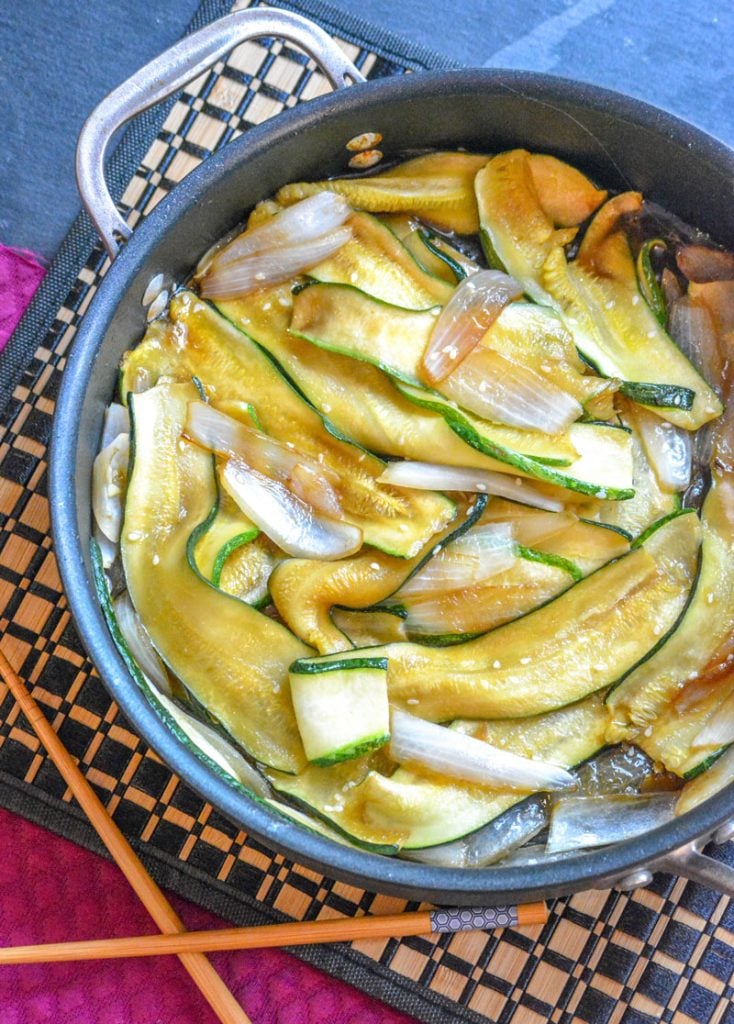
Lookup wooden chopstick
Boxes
[0,903,548,965]
[0,645,252,1024]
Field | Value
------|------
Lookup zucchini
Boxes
[188,468,259,584]
[268,752,402,854]
[220,284,590,470]
[216,285,573,471]
[331,608,409,647]
[124,292,455,558]
[273,693,608,850]
[395,383,635,499]
[215,535,279,607]
[122,381,309,772]
[476,154,722,429]
[289,657,390,765]
[93,542,272,798]
[269,496,487,653]
[292,510,701,721]
[540,196,722,430]
[607,480,734,740]
[635,672,734,777]
[382,553,577,639]
[307,211,454,307]
[277,151,490,235]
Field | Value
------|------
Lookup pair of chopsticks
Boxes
[0,645,547,1022]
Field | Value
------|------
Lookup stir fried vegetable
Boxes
[93,147,734,865]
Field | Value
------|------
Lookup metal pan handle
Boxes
[76,9,366,259]
[657,828,734,898]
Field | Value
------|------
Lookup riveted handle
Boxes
[658,841,734,898]
[76,9,366,259]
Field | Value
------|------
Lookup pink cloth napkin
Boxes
[0,244,47,351]
[0,244,418,1024]
[0,807,416,1024]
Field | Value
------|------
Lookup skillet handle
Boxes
[76,9,366,259]
[656,837,734,898]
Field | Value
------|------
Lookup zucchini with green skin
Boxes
[271,693,608,850]
[292,511,701,722]
[476,154,721,428]
[395,383,635,499]
[123,292,455,558]
[188,469,259,584]
[217,284,586,470]
[289,657,390,766]
[270,496,487,653]
[121,380,310,773]
[607,479,734,741]
[277,151,490,235]
[307,211,454,308]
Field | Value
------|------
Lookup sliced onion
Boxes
[152,687,271,797]
[441,348,582,433]
[500,511,577,547]
[573,744,656,796]
[398,524,515,595]
[93,522,118,571]
[100,402,130,450]
[222,458,362,560]
[668,296,723,392]
[676,244,734,284]
[200,226,353,299]
[390,709,576,793]
[211,193,351,269]
[185,401,342,516]
[113,592,171,695]
[630,406,692,493]
[547,793,676,854]
[403,795,549,868]
[378,461,563,511]
[420,270,522,384]
[92,432,130,543]
[691,689,734,749]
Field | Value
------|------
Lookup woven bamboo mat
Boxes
[2,1,734,1021]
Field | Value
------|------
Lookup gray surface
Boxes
[1,1,733,258]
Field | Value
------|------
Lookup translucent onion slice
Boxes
[211,193,352,269]
[100,402,130,449]
[390,709,576,793]
[185,401,342,516]
[547,793,676,854]
[398,524,515,596]
[92,432,130,543]
[222,458,362,560]
[676,244,734,284]
[441,348,582,434]
[403,795,549,868]
[668,296,723,394]
[113,592,171,696]
[691,689,734,749]
[420,269,522,384]
[200,226,353,299]
[503,511,577,547]
[630,406,692,493]
[153,687,272,798]
[378,461,563,511]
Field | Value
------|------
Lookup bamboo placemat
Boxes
[2,1,734,1021]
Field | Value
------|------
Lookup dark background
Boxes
[1,1,732,260]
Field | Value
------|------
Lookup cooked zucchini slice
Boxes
[216,284,580,473]
[607,479,734,740]
[290,657,390,766]
[307,211,453,307]
[277,151,490,235]
[395,383,635,499]
[293,511,701,721]
[124,292,455,558]
[476,153,722,429]
[270,496,487,654]
[122,380,309,773]
[273,693,608,850]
